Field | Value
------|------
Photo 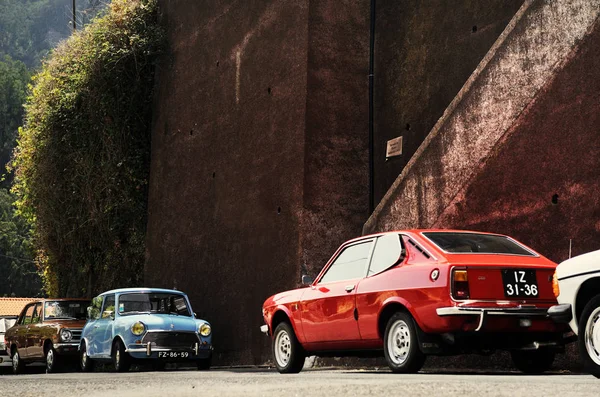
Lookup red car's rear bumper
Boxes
[437,305,549,332]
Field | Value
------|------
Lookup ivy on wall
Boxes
[10,0,164,297]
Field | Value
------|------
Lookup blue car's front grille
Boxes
[141,331,199,348]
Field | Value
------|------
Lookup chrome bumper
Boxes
[260,325,269,335]
[436,306,549,332]
[126,342,213,356]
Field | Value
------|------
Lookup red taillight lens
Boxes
[552,271,560,298]
[453,269,470,299]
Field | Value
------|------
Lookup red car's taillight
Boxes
[452,269,470,300]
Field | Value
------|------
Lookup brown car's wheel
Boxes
[11,348,25,375]
[510,349,555,374]
[272,322,305,374]
[112,339,131,372]
[80,342,95,372]
[383,312,426,373]
[45,346,62,373]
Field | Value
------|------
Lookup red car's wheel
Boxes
[272,322,305,374]
[383,312,426,373]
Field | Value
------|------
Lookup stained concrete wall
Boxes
[365,0,600,370]
[373,0,524,204]
[145,0,369,364]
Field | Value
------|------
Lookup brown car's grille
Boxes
[70,329,82,342]
[141,332,199,348]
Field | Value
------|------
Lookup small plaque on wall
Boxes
[386,136,403,158]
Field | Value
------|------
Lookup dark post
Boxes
[368,0,376,214]
[72,0,77,31]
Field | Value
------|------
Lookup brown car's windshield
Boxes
[44,300,89,320]
[118,293,191,317]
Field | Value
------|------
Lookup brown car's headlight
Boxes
[131,321,146,336]
[199,323,211,337]
[60,329,73,342]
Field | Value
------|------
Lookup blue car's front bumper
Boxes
[126,342,212,360]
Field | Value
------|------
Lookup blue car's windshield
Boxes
[118,293,192,317]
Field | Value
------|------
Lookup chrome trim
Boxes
[127,345,211,353]
[260,325,269,334]
[53,342,80,348]
[194,342,199,355]
[436,306,549,332]
[146,341,152,356]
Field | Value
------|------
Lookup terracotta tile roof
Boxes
[0,298,38,317]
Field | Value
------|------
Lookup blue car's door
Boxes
[89,294,115,358]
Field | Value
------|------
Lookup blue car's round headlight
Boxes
[199,323,211,337]
[131,321,146,336]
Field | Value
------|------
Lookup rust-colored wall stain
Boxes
[373,0,524,204]
[435,20,600,264]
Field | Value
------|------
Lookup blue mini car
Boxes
[79,288,212,372]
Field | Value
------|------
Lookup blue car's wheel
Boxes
[112,339,131,372]
[80,343,94,372]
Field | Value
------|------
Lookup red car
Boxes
[261,230,568,373]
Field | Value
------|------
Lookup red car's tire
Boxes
[383,312,426,373]
[272,322,305,374]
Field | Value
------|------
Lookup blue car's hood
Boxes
[120,314,199,332]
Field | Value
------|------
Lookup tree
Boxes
[0,188,40,297]
[10,0,163,297]
[0,55,30,187]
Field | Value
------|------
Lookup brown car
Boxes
[5,298,90,374]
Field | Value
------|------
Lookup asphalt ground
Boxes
[0,366,597,397]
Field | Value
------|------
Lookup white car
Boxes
[548,249,600,378]
[0,317,17,368]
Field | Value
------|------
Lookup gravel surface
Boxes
[0,367,597,397]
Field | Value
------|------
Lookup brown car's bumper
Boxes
[53,342,80,355]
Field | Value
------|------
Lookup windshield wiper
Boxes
[46,316,77,320]
[121,311,151,315]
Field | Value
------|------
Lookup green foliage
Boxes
[0,55,30,185]
[10,0,164,297]
[0,188,41,297]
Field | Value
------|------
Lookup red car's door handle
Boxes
[345,285,355,293]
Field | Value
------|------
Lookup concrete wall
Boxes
[372,0,524,204]
[365,0,600,371]
[145,0,369,364]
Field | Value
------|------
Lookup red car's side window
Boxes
[319,241,373,284]
[367,234,405,276]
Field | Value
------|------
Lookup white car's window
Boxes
[319,241,373,284]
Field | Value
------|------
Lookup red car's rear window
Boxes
[422,232,535,256]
